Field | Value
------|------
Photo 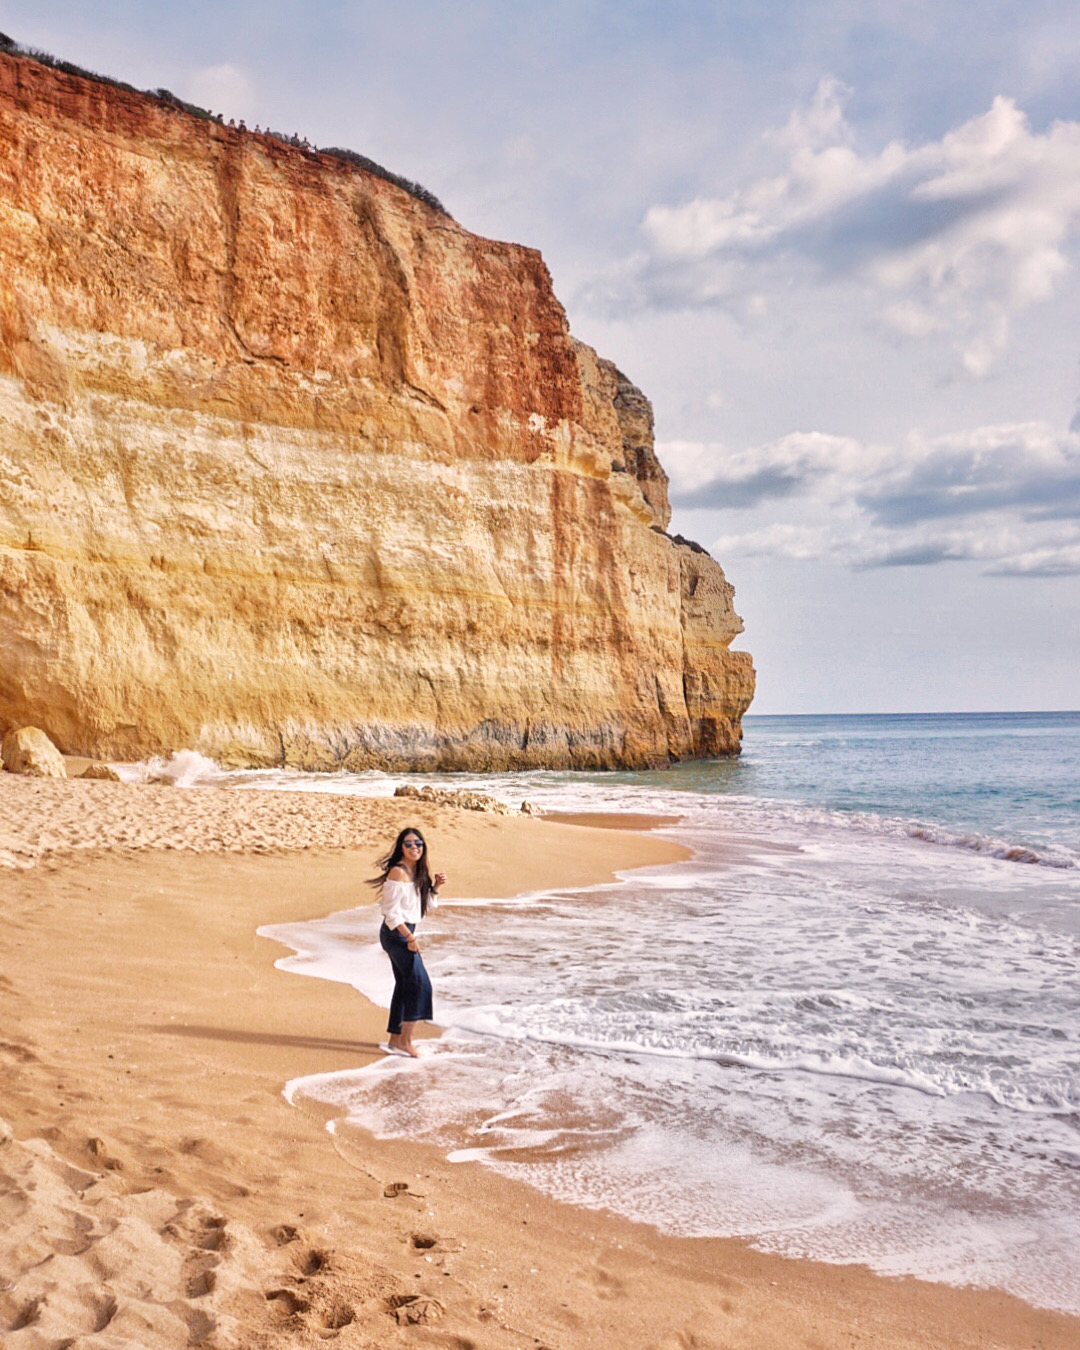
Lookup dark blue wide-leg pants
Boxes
[380,922,434,1034]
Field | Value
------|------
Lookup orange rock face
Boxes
[0,52,754,770]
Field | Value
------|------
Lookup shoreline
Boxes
[1,775,1077,1347]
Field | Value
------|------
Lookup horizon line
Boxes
[744,708,1079,718]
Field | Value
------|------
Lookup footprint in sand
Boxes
[0,1147,225,1347]
[589,1263,627,1299]
[194,1215,229,1253]
[176,1135,228,1166]
[296,1246,331,1277]
[85,1136,124,1171]
[160,1200,232,1301]
[183,1255,218,1299]
[6,1295,42,1332]
[163,1199,230,1252]
[265,1286,311,1317]
[93,1293,118,1331]
[264,1273,356,1334]
[321,1299,356,1331]
[0,1037,37,1062]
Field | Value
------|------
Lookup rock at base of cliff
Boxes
[2,726,68,777]
[394,784,515,814]
[79,762,122,781]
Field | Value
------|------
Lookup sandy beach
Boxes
[1,773,1077,1349]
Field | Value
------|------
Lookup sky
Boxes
[3,1,1079,713]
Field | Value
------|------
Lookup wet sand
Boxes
[541,810,683,830]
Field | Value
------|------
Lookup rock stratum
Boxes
[0,50,754,771]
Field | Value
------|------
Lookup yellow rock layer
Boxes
[0,51,754,770]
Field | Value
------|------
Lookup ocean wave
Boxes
[112,751,396,793]
[113,747,225,786]
[436,1013,1080,1116]
[711,796,1080,872]
[895,819,1077,869]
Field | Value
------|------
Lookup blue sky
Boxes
[4,1,1079,712]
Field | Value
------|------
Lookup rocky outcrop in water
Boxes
[0,48,754,770]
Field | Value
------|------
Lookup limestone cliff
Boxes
[0,50,754,771]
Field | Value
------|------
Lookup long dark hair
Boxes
[367,826,435,915]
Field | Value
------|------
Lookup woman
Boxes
[369,827,447,1057]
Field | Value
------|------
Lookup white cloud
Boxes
[862,422,1080,524]
[663,430,886,508]
[986,542,1080,575]
[586,82,1080,378]
[764,75,853,153]
[663,422,1080,575]
[708,521,842,563]
[879,300,943,338]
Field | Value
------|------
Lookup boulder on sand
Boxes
[79,762,122,781]
[1,726,68,777]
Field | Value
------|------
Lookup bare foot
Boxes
[400,1040,420,1058]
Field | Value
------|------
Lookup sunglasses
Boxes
[403,838,425,849]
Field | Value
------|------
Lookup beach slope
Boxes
[1,776,1075,1348]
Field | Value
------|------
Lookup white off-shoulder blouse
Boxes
[379,877,438,931]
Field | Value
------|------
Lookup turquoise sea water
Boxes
[697,710,1078,865]
[146,712,1080,1312]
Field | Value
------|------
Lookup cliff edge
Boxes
[0,49,754,770]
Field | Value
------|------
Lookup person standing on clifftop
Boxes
[369,828,446,1057]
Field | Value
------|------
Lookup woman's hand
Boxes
[434,871,447,889]
[406,935,420,952]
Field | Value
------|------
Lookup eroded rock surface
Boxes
[1,726,67,777]
[394,783,516,814]
[0,50,754,770]
[79,762,122,781]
